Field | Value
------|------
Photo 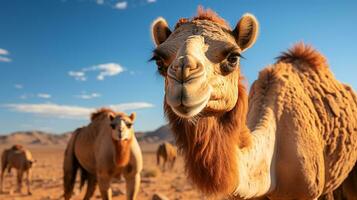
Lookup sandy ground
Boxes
[0,144,206,200]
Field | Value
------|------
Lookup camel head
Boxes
[109,112,136,141]
[151,7,259,118]
[24,150,35,169]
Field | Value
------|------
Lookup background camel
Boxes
[63,108,143,200]
[150,7,357,199]
[0,144,34,195]
[156,142,177,171]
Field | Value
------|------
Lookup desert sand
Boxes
[0,143,205,200]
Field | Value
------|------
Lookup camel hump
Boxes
[90,107,115,122]
[276,42,328,70]
[11,144,23,151]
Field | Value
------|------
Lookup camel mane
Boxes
[165,77,250,195]
[90,108,115,122]
[276,42,328,70]
[175,6,230,30]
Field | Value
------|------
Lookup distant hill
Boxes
[137,125,174,143]
[0,131,71,145]
[0,125,174,146]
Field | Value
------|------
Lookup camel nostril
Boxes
[169,54,205,83]
[182,66,192,81]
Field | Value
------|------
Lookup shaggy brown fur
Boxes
[1,145,34,195]
[11,144,23,151]
[113,138,132,167]
[276,42,328,70]
[257,44,357,198]
[156,142,177,170]
[319,163,357,200]
[165,76,251,195]
[175,6,230,30]
[338,163,357,200]
[90,107,114,121]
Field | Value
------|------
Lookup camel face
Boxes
[151,10,259,118]
[110,113,136,141]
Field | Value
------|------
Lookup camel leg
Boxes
[156,154,160,166]
[16,169,23,193]
[83,175,97,200]
[124,172,140,200]
[0,154,7,194]
[0,164,5,193]
[171,158,176,169]
[162,159,167,172]
[98,175,112,200]
[25,169,32,195]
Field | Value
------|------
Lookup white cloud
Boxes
[4,103,92,119]
[37,93,51,99]
[147,0,156,3]
[3,102,154,120]
[14,84,23,89]
[97,63,124,80]
[109,102,154,111]
[0,48,12,62]
[20,94,29,99]
[69,63,124,81]
[114,1,127,9]
[0,48,9,55]
[75,92,101,99]
[96,0,104,5]
[0,56,11,62]
[68,71,86,81]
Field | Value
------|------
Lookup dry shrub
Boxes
[142,168,160,178]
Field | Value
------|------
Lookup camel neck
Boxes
[233,107,277,198]
[112,139,132,167]
[232,71,279,198]
[166,76,277,197]
[165,95,250,195]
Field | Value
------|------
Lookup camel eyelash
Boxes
[228,51,245,59]
[149,55,160,62]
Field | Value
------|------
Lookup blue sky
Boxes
[0,0,356,134]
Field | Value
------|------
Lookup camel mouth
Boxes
[111,131,130,141]
[168,89,211,118]
[166,73,212,118]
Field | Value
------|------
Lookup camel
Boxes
[156,142,177,171]
[150,7,357,200]
[0,144,34,195]
[63,108,143,200]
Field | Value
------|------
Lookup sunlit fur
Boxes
[175,6,230,30]
[276,42,327,70]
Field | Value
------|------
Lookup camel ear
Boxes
[109,114,115,122]
[129,112,136,122]
[233,13,259,52]
[151,17,172,46]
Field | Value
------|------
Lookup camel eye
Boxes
[110,124,116,130]
[150,55,167,75]
[227,52,241,65]
[125,122,133,128]
[221,52,242,74]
